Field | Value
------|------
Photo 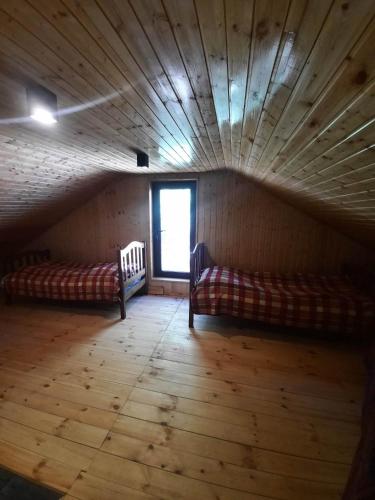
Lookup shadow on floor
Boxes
[0,468,61,500]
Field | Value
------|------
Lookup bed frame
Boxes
[3,249,51,307]
[3,241,147,320]
[117,241,147,319]
[189,242,206,328]
[3,249,51,276]
[189,243,375,335]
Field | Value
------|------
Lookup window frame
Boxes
[151,180,197,280]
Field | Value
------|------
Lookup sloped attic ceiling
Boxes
[0,0,374,250]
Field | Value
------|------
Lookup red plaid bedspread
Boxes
[191,267,375,333]
[4,261,120,302]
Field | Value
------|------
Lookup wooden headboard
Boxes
[189,243,206,291]
[2,249,50,276]
[117,241,147,319]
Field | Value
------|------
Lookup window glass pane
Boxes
[160,188,191,273]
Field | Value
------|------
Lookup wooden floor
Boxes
[0,295,365,500]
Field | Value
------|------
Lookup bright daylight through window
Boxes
[160,188,191,273]
[152,181,196,280]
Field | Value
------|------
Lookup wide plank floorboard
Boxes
[0,296,364,499]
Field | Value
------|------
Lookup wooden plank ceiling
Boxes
[0,0,374,248]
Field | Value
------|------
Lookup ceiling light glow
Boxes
[30,106,57,125]
[27,84,58,126]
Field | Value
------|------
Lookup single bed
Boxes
[2,241,147,320]
[189,243,374,334]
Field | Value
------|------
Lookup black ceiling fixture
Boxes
[137,151,149,168]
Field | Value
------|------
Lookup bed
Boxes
[189,243,374,334]
[2,241,147,320]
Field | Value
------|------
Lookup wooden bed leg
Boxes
[189,301,194,328]
[119,294,126,320]
[120,300,126,319]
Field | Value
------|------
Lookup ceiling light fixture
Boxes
[137,151,149,168]
[27,84,58,126]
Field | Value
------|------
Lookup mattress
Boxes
[3,261,120,302]
[191,266,374,333]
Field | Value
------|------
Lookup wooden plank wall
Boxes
[28,171,375,295]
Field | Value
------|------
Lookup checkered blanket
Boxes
[4,261,120,302]
[191,266,374,333]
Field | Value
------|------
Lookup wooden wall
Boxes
[29,170,375,295]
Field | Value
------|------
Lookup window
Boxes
[151,180,197,279]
